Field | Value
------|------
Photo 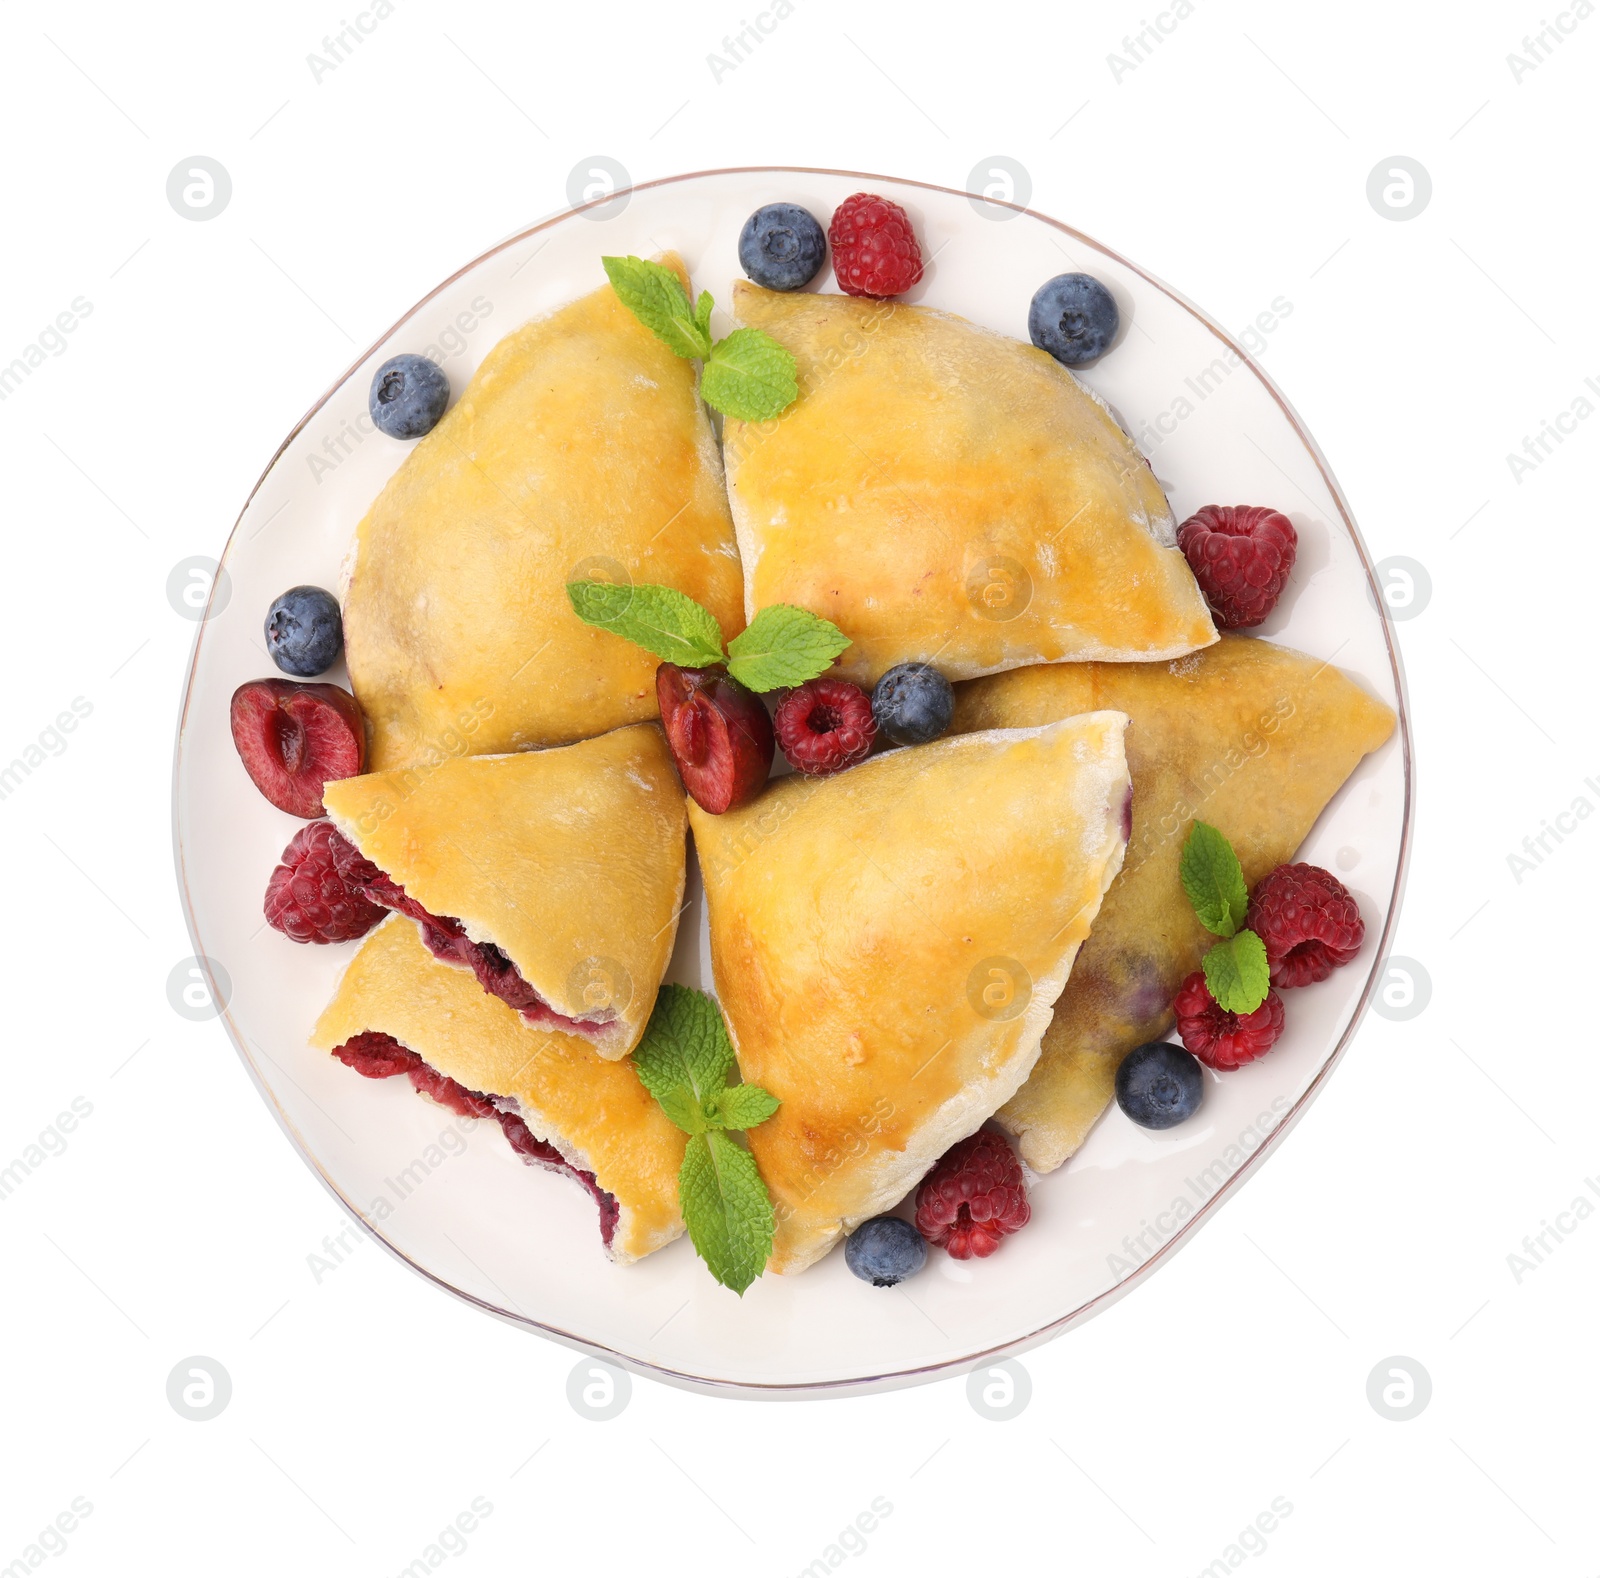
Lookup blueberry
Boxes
[368,353,450,439]
[1028,273,1120,366]
[1115,1042,1204,1130]
[738,203,827,292]
[844,1215,927,1287]
[871,663,954,747]
[265,585,343,677]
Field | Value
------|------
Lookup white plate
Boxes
[173,167,1412,1397]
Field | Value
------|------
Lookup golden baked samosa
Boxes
[721,282,1216,685]
[322,724,685,1060]
[688,714,1132,1272]
[343,256,743,769]
[952,636,1397,1173]
[313,916,685,1263]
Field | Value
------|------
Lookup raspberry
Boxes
[1246,863,1365,989]
[828,192,924,298]
[774,677,876,776]
[264,821,385,944]
[914,1129,1030,1259]
[1176,505,1298,630]
[1173,972,1285,1070]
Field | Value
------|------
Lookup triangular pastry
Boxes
[312,915,685,1263]
[321,723,686,1059]
[342,254,744,770]
[951,635,1398,1174]
[720,282,1217,685]
[688,714,1132,1273]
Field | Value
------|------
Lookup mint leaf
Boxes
[631,986,782,1292]
[1180,821,1249,938]
[678,1130,775,1295]
[654,1086,709,1136]
[633,985,737,1129]
[708,1083,781,1131]
[726,604,850,693]
[701,327,799,422]
[1202,929,1271,1014]
[600,264,797,423]
[602,256,712,361]
[566,581,726,668]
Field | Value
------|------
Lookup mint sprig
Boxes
[1179,821,1271,1014]
[602,255,798,422]
[634,985,779,1294]
[565,582,848,694]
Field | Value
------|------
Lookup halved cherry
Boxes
[230,678,366,817]
[656,663,774,814]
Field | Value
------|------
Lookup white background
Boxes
[0,0,1592,1572]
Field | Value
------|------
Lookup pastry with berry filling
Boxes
[320,723,685,1059]
[688,712,1132,1273]
[720,281,1217,686]
[312,916,686,1263]
[341,254,744,771]
[951,635,1396,1173]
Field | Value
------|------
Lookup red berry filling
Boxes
[499,1105,621,1246]
[828,192,925,299]
[774,677,876,776]
[407,1061,502,1120]
[331,1031,618,1247]
[1173,971,1285,1070]
[230,678,366,818]
[264,821,385,944]
[1176,505,1298,631]
[331,1030,424,1079]
[914,1128,1031,1259]
[327,830,611,1037]
[1246,862,1365,989]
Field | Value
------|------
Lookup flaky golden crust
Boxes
[721,282,1217,685]
[689,715,1132,1273]
[952,635,1397,1173]
[311,916,686,1263]
[342,255,743,769]
[321,724,686,1059]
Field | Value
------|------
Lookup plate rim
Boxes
[171,164,1416,1399]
